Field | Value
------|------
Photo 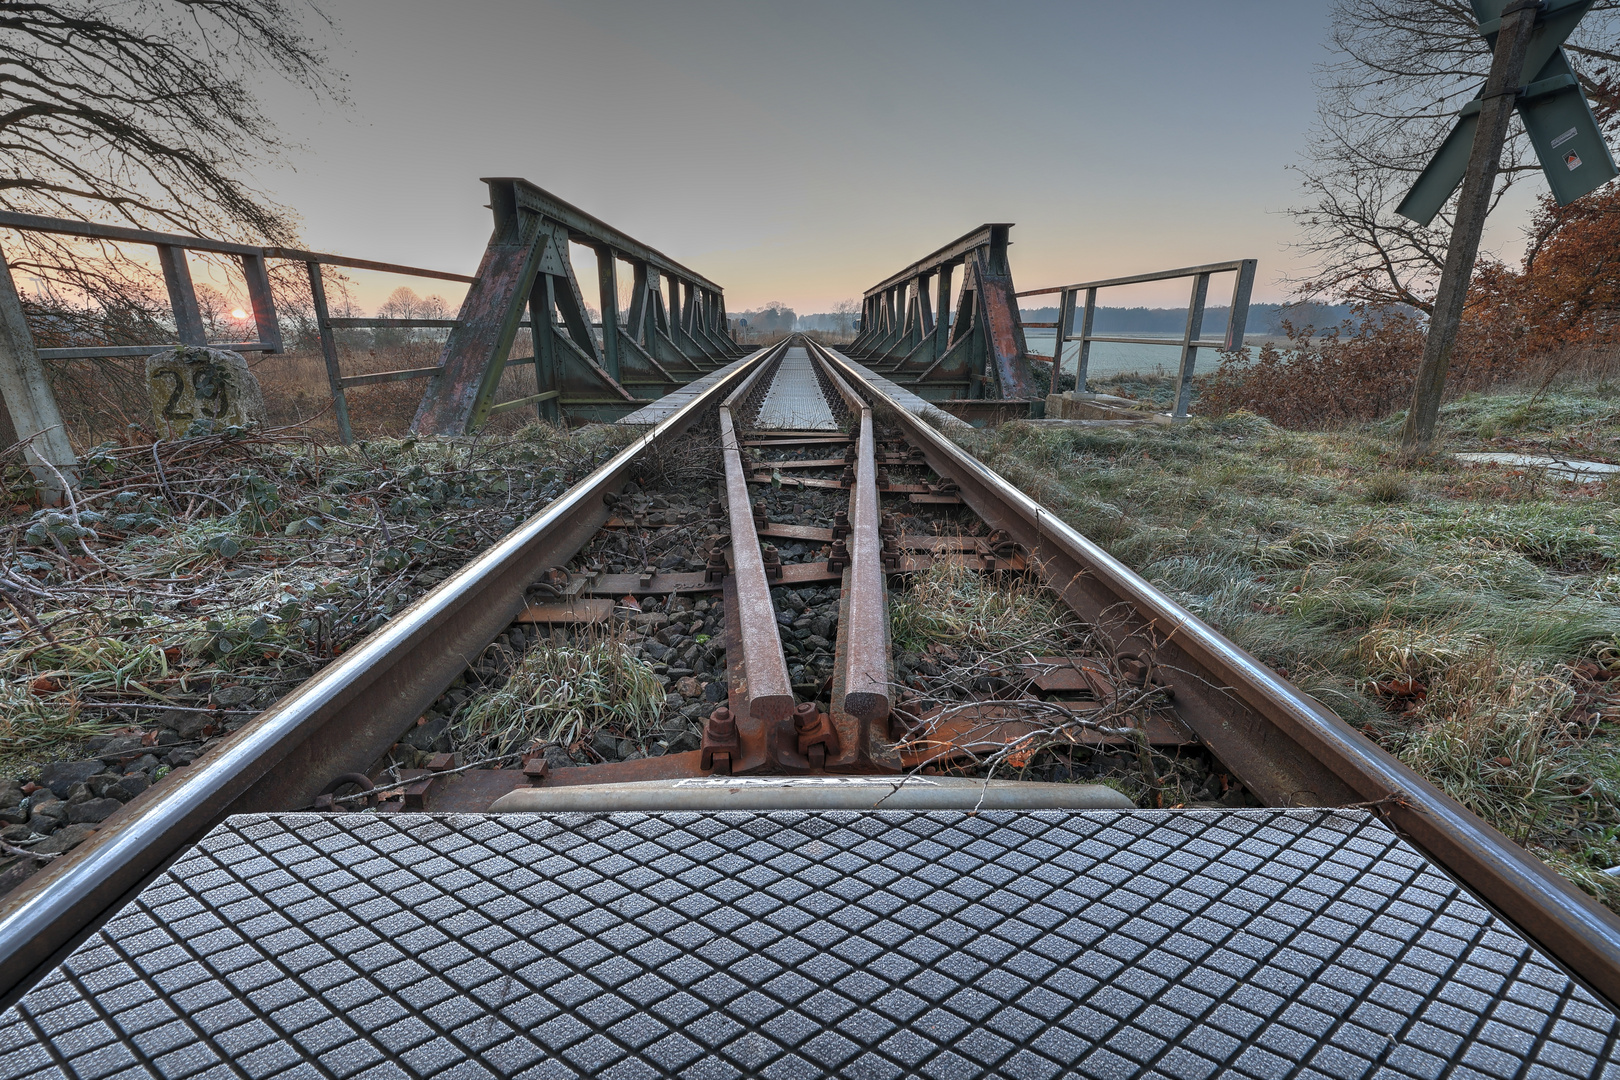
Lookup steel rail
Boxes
[816,342,1620,1009]
[807,349,889,727]
[718,360,794,725]
[0,347,773,1004]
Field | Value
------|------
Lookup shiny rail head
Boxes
[489,775,1137,811]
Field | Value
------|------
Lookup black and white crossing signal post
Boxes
[1397,0,1617,451]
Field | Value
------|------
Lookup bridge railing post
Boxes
[0,247,78,504]
[307,261,356,445]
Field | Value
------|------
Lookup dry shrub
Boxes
[1200,301,1611,429]
[1201,312,1425,428]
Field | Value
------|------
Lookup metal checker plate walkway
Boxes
[754,348,837,431]
[3,810,1617,1080]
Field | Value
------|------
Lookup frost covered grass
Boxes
[0,420,629,777]
[454,632,667,759]
[960,384,1620,907]
[889,559,1079,658]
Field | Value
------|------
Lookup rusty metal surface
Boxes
[848,226,1035,401]
[841,409,890,728]
[718,407,793,726]
[0,209,475,281]
[820,343,1620,1010]
[0,347,773,1006]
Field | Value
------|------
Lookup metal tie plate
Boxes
[2,809,1616,1079]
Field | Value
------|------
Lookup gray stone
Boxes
[109,775,147,802]
[157,709,213,739]
[86,772,124,798]
[591,732,624,761]
[125,754,160,775]
[32,823,95,855]
[0,825,31,844]
[28,802,62,833]
[211,685,256,707]
[0,781,23,810]
[93,735,147,764]
[404,715,450,751]
[145,346,266,438]
[703,681,726,703]
[664,729,700,754]
[67,798,121,824]
[0,806,26,826]
[38,761,102,799]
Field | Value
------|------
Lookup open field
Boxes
[961,384,1620,907]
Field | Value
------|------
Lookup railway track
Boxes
[3,336,1620,1077]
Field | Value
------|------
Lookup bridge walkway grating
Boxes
[0,809,1614,1079]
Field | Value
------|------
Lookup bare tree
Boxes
[1292,0,1620,312]
[832,298,859,336]
[0,1,343,314]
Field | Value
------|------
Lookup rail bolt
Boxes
[702,706,739,774]
[832,510,851,539]
[828,538,849,573]
[752,500,769,528]
[793,702,818,732]
[794,703,840,768]
[521,753,550,787]
[840,466,855,488]
[705,545,729,583]
[761,544,783,580]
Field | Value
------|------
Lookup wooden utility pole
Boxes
[1400,0,1539,452]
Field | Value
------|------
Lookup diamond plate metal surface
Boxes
[754,349,837,431]
[2,809,1616,1079]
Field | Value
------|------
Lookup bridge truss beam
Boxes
[846,224,1036,403]
[412,178,742,434]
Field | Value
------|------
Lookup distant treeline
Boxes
[1017,302,1363,337]
[752,302,1391,338]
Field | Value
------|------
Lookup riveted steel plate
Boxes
[2,810,1616,1079]
[754,349,837,431]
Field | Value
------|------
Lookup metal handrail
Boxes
[0,208,476,447]
[1020,258,1258,419]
